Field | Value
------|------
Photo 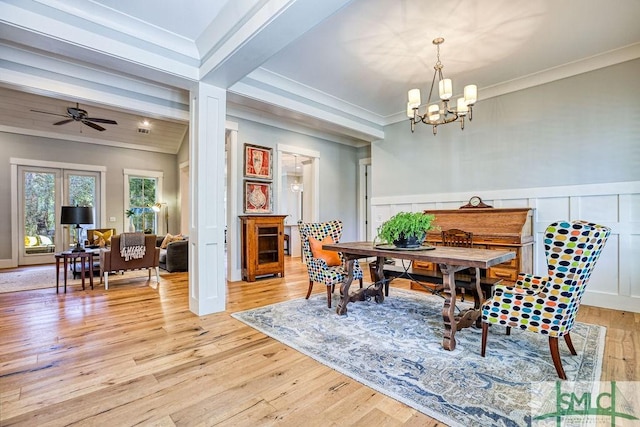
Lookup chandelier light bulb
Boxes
[428,104,440,121]
[408,88,421,107]
[464,85,477,105]
[406,102,415,118]
[438,79,452,100]
[456,98,468,115]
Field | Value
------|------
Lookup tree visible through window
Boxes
[23,172,56,250]
[69,175,96,208]
[128,176,157,233]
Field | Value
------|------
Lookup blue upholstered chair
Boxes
[299,220,363,308]
[480,220,610,379]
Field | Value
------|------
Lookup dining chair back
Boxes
[298,220,363,308]
[441,228,473,247]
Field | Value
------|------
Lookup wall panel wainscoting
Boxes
[371,181,639,313]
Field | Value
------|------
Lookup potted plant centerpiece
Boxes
[376,211,437,248]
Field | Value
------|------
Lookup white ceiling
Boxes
[1,0,639,152]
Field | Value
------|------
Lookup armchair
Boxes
[99,234,160,290]
[299,220,363,308]
[480,220,610,379]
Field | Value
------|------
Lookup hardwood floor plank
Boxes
[0,258,636,426]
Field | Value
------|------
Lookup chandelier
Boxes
[407,37,477,135]
[290,155,303,192]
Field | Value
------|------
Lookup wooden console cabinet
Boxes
[239,215,287,282]
[413,208,534,285]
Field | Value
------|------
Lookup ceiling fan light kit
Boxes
[31,103,117,132]
[407,38,477,136]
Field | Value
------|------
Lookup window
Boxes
[124,169,163,234]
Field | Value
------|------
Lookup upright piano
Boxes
[417,207,534,284]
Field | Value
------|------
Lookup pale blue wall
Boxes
[373,59,640,197]
[231,118,363,241]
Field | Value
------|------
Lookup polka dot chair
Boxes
[480,220,611,379]
[299,220,363,308]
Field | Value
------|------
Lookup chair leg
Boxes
[481,322,489,357]
[104,272,109,290]
[549,336,568,380]
[359,278,363,289]
[326,286,332,308]
[564,333,578,356]
[305,280,314,300]
[506,326,511,336]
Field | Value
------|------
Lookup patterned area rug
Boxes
[232,289,605,427]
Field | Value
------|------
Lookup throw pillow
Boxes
[309,235,341,267]
[93,230,113,248]
[38,235,53,245]
[161,233,183,249]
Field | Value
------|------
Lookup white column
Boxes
[189,82,227,315]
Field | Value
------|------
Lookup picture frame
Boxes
[244,181,272,214]
[244,144,273,180]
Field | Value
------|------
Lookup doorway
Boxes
[277,145,320,259]
[17,165,101,265]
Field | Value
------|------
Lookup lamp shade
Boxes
[60,206,94,225]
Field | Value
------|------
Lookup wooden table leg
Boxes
[336,259,355,315]
[473,267,483,327]
[89,253,94,290]
[439,264,459,351]
[55,256,60,294]
[63,257,69,293]
[80,255,86,290]
[337,256,385,315]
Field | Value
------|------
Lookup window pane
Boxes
[69,175,96,209]
[129,177,157,233]
[23,171,56,254]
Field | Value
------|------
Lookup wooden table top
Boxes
[323,241,515,269]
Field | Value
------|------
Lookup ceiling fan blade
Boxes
[85,117,118,125]
[82,120,106,131]
[31,109,68,118]
[53,119,74,125]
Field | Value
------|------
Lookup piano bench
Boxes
[380,264,501,299]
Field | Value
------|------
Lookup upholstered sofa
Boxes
[156,234,189,272]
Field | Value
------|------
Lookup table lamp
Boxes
[60,206,94,252]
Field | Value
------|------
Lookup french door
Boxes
[18,166,100,265]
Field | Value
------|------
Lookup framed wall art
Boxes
[244,144,273,180]
[244,181,272,214]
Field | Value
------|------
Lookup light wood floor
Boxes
[0,258,637,426]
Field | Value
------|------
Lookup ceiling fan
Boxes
[31,102,118,131]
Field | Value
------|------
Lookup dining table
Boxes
[322,241,516,351]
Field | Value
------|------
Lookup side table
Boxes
[55,251,94,293]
